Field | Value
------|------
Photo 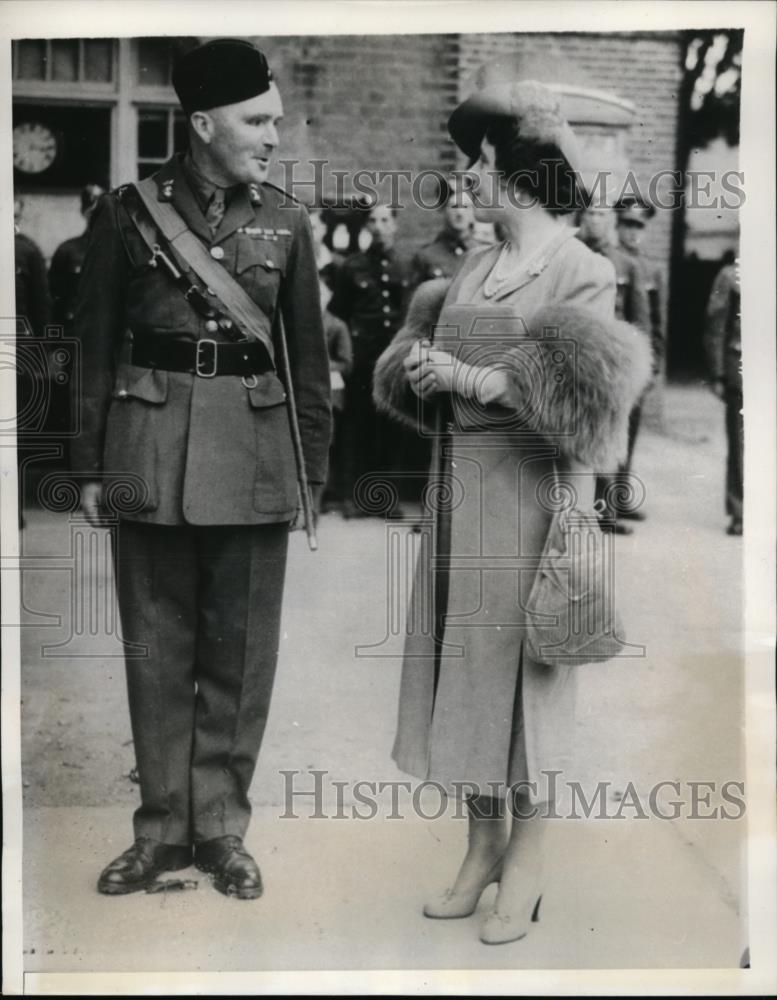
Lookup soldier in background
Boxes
[704,260,742,536]
[311,209,353,512]
[408,176,475,289]
[578,202,650,533]
[49,184,106,330]
[14,196,51,340]
[14,196,52,525]
[616,196,665,381]
[328,202,411,518]
[48,184,105,459]
[308,206,344,292]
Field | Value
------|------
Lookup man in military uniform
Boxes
[616,196,665,375]
[49,184,106,330]
[72,39,331,898]
[47,184,105,455]
[704,260,742,535]
[14,196,51,341]
[14,196,52,525]
[578,202,650,533]
[408,176,475,289]
[328,202,411,517]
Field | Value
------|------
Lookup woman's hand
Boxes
[403,339,462,398]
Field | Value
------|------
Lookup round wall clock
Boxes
[13,122,59,174]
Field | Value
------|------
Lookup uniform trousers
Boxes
[113,518,289,846]
[724,388,744,520]
[341,353,397,508]
[596,399,644,517]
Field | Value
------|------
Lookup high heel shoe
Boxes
[423,858,503,919]
[479,893,542,945]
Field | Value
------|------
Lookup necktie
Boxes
[205,188,226,236]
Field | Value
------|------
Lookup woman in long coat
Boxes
[374,81,652,944]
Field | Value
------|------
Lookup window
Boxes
[12,39,115,84]
[136,37,199,88]
[137,38,174,87]
[137,107,188,178]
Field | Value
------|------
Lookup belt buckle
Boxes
[195,338,218,377]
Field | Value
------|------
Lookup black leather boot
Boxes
[97,838,192,895]
[194,835,263,899]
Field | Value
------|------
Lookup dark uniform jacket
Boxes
[328,242,411,365]
[49,231,89,328]
[71,154,331,526]
[579,234,650,333]
[704,263,741,391]
[409,228,472,288]
[324,310,352,411]
[15,231,51,338]
[621,243,665,375]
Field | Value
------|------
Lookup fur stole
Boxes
[373,278,653,469]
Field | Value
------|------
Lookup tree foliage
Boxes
[681,29,743,150]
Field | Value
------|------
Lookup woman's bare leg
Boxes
[480,789,545,943]
[424,794,508,918]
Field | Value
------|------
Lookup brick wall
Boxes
[255,33,460,245]
[258,31,683,303]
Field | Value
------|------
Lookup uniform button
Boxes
[455,246,463,255]
[220,318,234,332]
[381,259,388,267]
[210,246,225,260]
[383,320,391,328]
[382,305,390,313]
[382,290,389,298]
[205,319,219,333]
[117,389,128,399]
[381,274,389,282]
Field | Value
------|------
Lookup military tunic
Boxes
[15,230,51,339]
[50,231,89,328]
[409,227,472,288]
[71,153,331,845]
[621,243,665,376]
[328,242,411,508]
[15,229,52,515]
[48,230,91,446]
[580,234,651,516]
[704,263,742,522]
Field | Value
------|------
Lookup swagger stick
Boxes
[275,310,318,551]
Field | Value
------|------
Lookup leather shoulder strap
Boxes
[133,178,275,364]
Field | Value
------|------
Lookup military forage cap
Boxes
[172,39,273,114]
[448,79,582,173]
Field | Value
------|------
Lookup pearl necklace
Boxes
[482,228,571,299]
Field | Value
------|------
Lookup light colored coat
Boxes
[373,232,652,801]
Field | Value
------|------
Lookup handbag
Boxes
[525,480,627,668]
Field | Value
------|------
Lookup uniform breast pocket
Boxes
[236,236,287,308]
[126,257,186,332]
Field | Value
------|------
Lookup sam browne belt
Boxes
[131,334,274,378]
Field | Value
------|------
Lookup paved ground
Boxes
[14,382,748,975]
